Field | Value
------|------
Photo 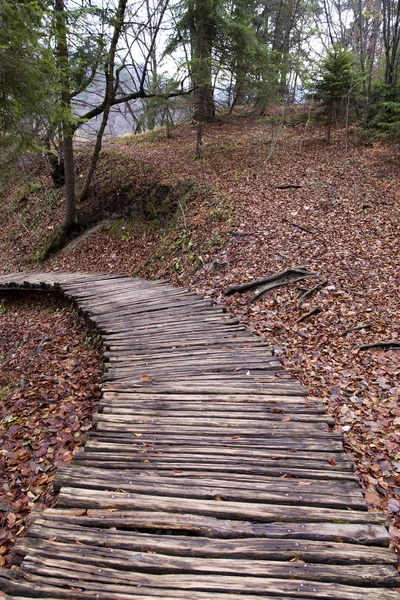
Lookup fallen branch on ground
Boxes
[358,340,400,351]
[297,280,328,308]
[275,184,302,189]
[223,267,315,297]
[342,323,371,336]
[297,306,322,323]
[283,218,315,234]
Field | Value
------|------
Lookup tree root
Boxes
[297,280,328,308]
[250,275,310,303]
[223,267,316,297]
[358,340,400,351]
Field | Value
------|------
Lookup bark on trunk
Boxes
[55,0,76,235]
[79,0,128,203]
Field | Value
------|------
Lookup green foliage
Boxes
[138,75,180,135]
[312,44,358,140]
[366,101,400,139]
[0,0,55,148]
[315,44,354,106]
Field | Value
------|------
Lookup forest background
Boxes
[0,0,400,571]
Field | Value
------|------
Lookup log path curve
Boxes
[0,271,398,599]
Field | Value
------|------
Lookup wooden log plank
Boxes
[101,384,310,396]
[56,487,386,523]
[54,467,363,497]
[24,511,392,545]
[92,423,340,440]
[70,457,356,478]
[97,409,334,424]
[0,570,319,600]
[20,557,400,598]
[100,392,323,406]
[12,542,400,587]
[53,471,365,510]
[83,440,351,463]
[15,530,396,564]
[87,431,345,451]
[92,414,332,431]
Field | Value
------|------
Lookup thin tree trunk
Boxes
[55,0,76,235]
[358,0,367,96]
[79,0,128,203]
[193,0,215,123]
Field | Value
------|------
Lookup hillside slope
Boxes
[1,112,400,552]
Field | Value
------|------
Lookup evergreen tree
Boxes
[314,44,355,142]
[0,0,54,151]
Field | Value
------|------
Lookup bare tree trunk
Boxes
[79,0,128,203]
[55,0,76,236]
[192,0,215,123]
[358,0,367,96]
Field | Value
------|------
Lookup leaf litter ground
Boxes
[0,293,103,566]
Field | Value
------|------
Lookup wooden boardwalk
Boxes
[0,271,399,599]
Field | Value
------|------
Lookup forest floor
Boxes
[0,294,103,565]
[1,109,400,559]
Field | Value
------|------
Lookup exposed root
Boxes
[250,275,310,303]
[296,306,322,323]
[223,267,315,297]
[358,340,400,351]
[297,280,328,308]
[342,323,371,336]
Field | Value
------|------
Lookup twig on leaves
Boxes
[29,336,53,358]
[178,201,187,231]
[358,340,400,351]
[297,280,328,308]
[283,218,314,234]
[276,184,302,189]
[297,306,322,323]
[342,322,371,336]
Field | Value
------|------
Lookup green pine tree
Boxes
[314,45,355,143]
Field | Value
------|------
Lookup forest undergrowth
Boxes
[1,112,400,558]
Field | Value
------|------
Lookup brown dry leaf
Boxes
[6,513,16,528]
[365,491,382,508]
[139,374,150,381]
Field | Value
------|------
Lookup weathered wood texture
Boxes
[0,271,398,599]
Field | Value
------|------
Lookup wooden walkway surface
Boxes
[0,271,399,599]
